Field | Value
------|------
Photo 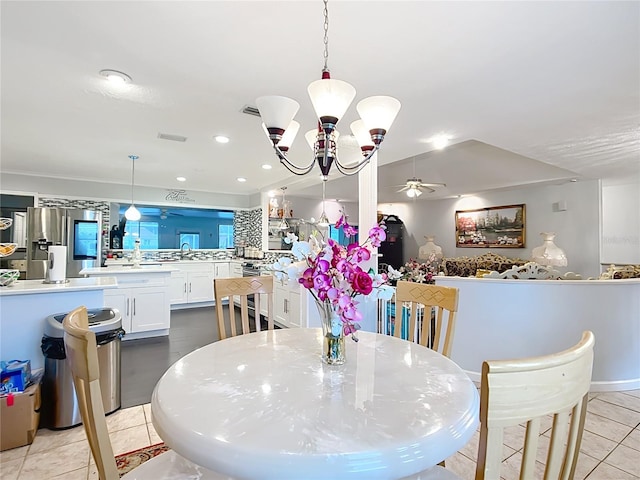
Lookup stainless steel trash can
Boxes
[41,308,124,429]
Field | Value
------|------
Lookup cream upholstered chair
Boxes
[214,275,274,339]
[392,281,459,358]
[62,306,228,480]
[407,331,596,480]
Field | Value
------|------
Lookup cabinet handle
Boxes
[284,298,288,314]
[189,283,192,293]
[133,298,136,315]
[184,282,187,293]
[126,298,130,316]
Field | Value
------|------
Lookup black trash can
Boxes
[41,308,124,429]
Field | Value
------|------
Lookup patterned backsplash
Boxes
[234,208,262,248]
[38,197,110,246]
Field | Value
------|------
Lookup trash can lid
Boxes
[44,307,122,338]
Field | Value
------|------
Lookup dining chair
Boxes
[407,330,596,480]
[392,281,459,357]
[62,306,229,480]
[214,275,274,339]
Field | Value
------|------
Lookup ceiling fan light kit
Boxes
[256,0,400,180]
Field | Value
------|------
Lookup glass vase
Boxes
[316,300,346,365]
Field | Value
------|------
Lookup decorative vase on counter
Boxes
[132,238,142,268]
[531,232,568,267]
[316,300,346,365]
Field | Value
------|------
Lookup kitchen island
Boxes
[0,277,117,369]
[434,276,640,391]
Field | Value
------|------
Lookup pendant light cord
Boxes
[322,180,326,211]
[129,155,139,204]
[322,0,329,70]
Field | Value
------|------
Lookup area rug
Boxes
[115,442,170,477]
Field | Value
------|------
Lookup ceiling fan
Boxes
[395,178,446,197]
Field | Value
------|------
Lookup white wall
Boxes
[601,176,640,264]
[1,173,252,210]
[379,180,601,278]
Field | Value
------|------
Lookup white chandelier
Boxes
[256,0,401,179]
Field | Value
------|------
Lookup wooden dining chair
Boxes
[410,331,596,480]
[392,281,459,357]
[214,275,274,339]
[62,306,228,480]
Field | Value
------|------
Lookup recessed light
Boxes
[570,178,578,183]
[99,69,131,84]
[431,134,451,150]
[262,164,273,170]
[215,135,230,144]
[237,177,247,182]
[176,176,186,182]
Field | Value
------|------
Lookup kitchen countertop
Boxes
[104,259,236,267]
[81,265,177,275]
[0,277,118,296]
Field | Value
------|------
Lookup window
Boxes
[218,224,234,248]
[123,222,159,249]
[179,233,200,249]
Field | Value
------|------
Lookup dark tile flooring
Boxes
[121,306,274,408]
[121,306,221,408]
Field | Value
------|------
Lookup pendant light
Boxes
[317,181,330,227]
[125,155,141,221]
[277,187,289,230]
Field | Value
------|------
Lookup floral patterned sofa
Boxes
[441,252,527,277]
[598,264,640,279]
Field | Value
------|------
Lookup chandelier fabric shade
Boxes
[256,0,400,179]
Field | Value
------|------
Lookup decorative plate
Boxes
[0,269,20,287]
[0,243,18,257]
[0,218,12,230]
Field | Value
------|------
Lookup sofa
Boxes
[441,252,527,277]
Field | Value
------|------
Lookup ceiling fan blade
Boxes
[396,186,410,193]
[419,182,446,188]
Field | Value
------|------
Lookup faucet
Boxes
[180,242,192,259]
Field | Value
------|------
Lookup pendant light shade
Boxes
[125,204,141,221]
[125,155,141,221]
[307,78,356,126]
[356,96,402,133]
[256,96,300,133]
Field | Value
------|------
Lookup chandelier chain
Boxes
[322,0,329,70]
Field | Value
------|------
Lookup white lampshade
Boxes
[350,120,375,148]
[317,211,331,227]
[125,205,141,221]
[305,128,340,150]
[532,232,568,267]
[356,96,401,132]
[307,78,356,123]
[279,121,300,148]
[256,96,300,129]
[406,187,422,198]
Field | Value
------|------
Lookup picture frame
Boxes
[455,204,526,248]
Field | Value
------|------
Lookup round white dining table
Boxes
[151,328,479,480]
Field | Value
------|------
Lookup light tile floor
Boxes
[1,390,639,479]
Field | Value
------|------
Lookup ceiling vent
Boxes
[241,105,261,117]
[157,133,187,142]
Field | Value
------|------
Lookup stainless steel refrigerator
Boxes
[26,207,102,279]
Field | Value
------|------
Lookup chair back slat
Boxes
[392,281,459,357]
[63,306,119,480]
[475,331,595,480]
[214,276,275,339]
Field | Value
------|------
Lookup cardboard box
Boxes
[0,381,40,451]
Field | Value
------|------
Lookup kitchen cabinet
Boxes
[230,262,243,278]
[214,262,230,279]
[273,279,301,328]
[83,268,172,340]
[170,263,215,306]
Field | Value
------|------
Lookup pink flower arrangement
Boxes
[272,215,394,340]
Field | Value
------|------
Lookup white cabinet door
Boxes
[130,286,170,333]
[188,271,214,303]
[288,289,301,328]
[274,282,288,327]
[214,262,230,278]
[169,271,188,304]
[104,289,132,334]
[230,263,243,278]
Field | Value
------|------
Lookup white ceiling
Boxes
[1,1,638,203]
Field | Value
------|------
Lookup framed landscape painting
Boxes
[455,204,526,248]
